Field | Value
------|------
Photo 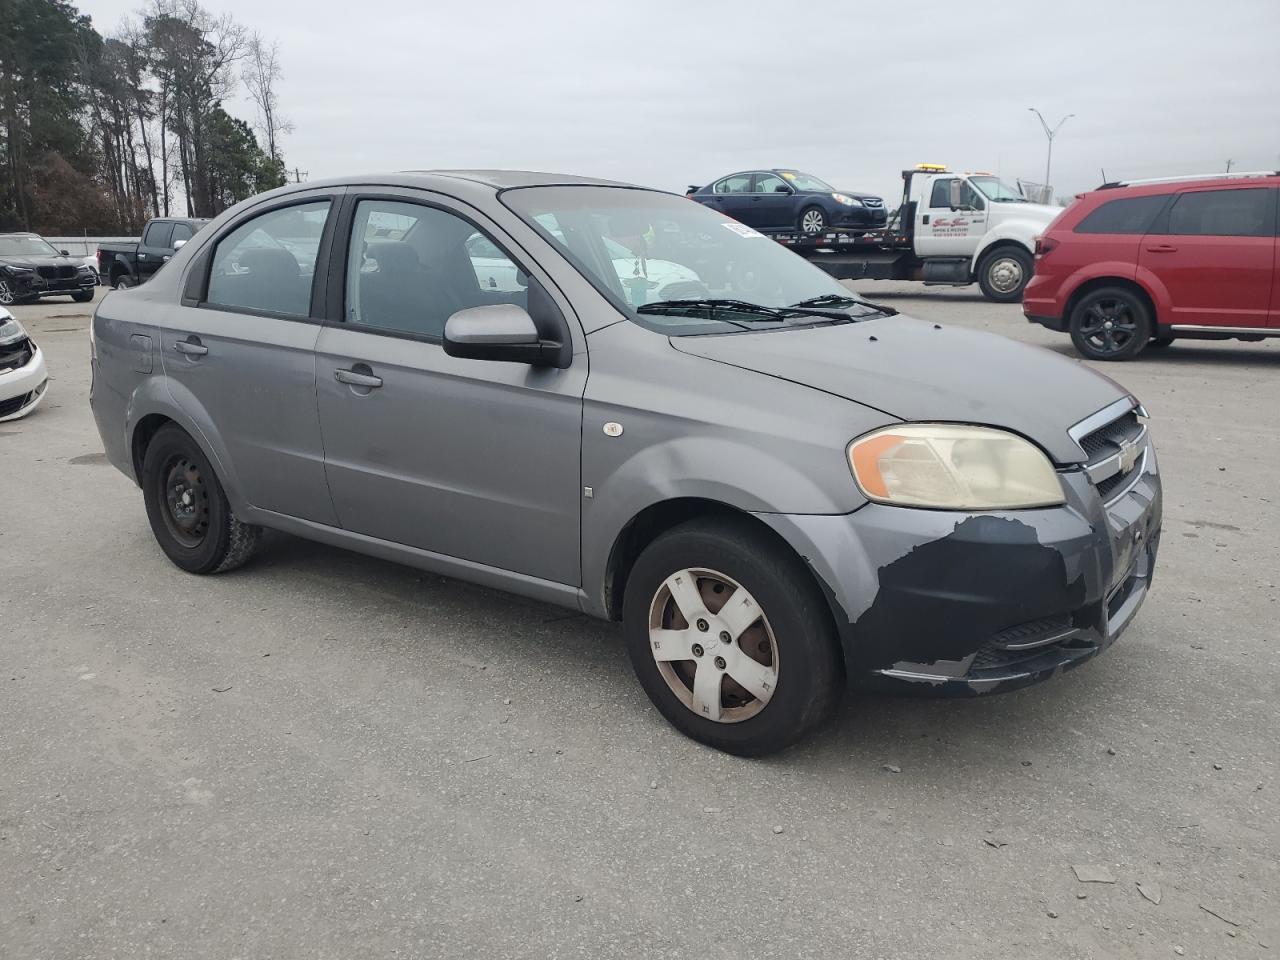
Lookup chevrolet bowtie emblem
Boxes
[1117,437,1142,474]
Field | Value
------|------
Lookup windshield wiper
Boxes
[790,293,861,308]
[636,298,791,321]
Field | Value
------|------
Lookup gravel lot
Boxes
[2,282,1276,959]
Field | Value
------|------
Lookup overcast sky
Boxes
[79,0,1279,203]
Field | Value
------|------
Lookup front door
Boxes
[1140,186,1276,329]
[914,176,988,257]
[314,193,586,586]
[751,173,795,231]
[161,194,339,524]
[136,220,173,281]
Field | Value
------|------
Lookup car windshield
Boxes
[502,186,887,335]
[969,176,1027,202]
[0,235,59,257]
[776,171,834,192]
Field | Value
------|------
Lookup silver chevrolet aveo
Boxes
[90,172,1161,756]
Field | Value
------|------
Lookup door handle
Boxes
[174,337,208,357]
[162,255,171,262]
[334,367,383,388]
[1145,244,1178,253]
[138,253,147,259]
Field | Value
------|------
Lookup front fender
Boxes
[971,222,1038,268]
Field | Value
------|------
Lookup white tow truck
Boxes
[779,163,1062,302]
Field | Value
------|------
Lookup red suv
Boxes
[1024,173,1279,360]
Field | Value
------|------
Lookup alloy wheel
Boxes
[801,210,826,235]
[647,567,779,723]
[0,280,14,305]
[1077,298,1140,355]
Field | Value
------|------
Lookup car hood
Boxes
[994,201,1060,223]
[668,316,1130,464]
[0,255,77,269]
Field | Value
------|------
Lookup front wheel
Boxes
[0,279,16,305]
[141,424,262,574]
[1068,287,1152,361]
[977,246,1033,302]
[798,206,828,236]
[73,290,94,303]
[623,518,843,756]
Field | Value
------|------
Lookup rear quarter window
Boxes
[1074,194,1170,234]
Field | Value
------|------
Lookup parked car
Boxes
[90,171,1161,756]
[689,169,887,236]
[0,308,48,421]
[1024,171,1280,359]
[98,217,209,289]
[0,233,98,305]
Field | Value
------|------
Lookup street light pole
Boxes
[1028,108,1075,193]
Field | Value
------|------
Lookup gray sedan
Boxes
[88,171,1161,755]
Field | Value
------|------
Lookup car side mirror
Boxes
[173,239,187,250]
[443,304,562,366]
[948,180,965,209]
[774,185,792,194]
[60,249,70,256]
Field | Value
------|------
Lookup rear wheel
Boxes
[799,206,828,236]
[113,274,133,290]
[623,518,843,756]
[1069,287,1152,361]
[141,424,261,574]
[977,246,1033,302]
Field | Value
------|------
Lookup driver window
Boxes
[206,201,330,316]
[754,174,788,194]
[930,179,982,210]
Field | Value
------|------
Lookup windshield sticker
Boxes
[780,172,796,180]
[722,221,765,239]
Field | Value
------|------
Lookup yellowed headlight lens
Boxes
[847,424,1065,510]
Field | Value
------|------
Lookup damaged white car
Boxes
[0,308,48,421]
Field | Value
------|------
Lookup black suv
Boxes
[0,233,97,305]
[689,169,886,236]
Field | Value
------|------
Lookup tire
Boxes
[977,245,1033,302]
[1068,286,1153,362]
[141,424,262,574]
[0,279,15,305]
[73,290,94,303]
[1148,335,1175,349]
[623,517,843,756]
[113,274,133,290]
[798,206,828,236]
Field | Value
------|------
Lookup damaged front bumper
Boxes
[758,439,1162,696]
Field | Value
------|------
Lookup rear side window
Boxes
[714,175,752,194]
[170,222,194,245]
[206,201,330,317]
[1075,194,1170,234]
[1165,188,1272,237]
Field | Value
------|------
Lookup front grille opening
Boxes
[968,614,1094,675]
[1080,409,1146,502]
[0,391,33,417]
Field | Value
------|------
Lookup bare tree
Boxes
[242,33,290,164]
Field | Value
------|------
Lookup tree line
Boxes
[0,0,290,235]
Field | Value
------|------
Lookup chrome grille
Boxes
[861,198,885,208]
[1074,405,1147,502]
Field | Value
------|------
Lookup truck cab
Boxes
[901,164,1061,300]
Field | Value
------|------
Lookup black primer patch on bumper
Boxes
[851,515,1089,673]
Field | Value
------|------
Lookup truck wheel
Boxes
[113,275,133,290]
[622,517,843,756]
[141,424,262,574]
[799,206,828,236]
[1068,287,1152,362]
[977,246,1033,302]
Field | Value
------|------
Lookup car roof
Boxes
[0,232,43,238]
[1094,171,1280,196]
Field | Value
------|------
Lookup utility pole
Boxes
[291,167,309,183]
[1225,159,1234,173]
[1028,108,1074,193]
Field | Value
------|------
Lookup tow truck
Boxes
[772,164,1062,302]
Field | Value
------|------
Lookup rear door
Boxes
[1140,185,1276,329]
[136,221,173,281]
[313,191,586,586]
[707,174,757,225]
[751,173,795,230]
[161,191,341,524]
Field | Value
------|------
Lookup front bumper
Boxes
[4,271,96,299]
[758,441,1162,696]
[834,206,888,230]
[0,340,49,421]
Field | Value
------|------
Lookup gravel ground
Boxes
[2,283,1276,959]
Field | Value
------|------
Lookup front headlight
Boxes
[0,311,28,346]
[847,424,1064,510]
[832,193,863,207]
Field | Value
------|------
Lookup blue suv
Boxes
[689,169,886,236]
